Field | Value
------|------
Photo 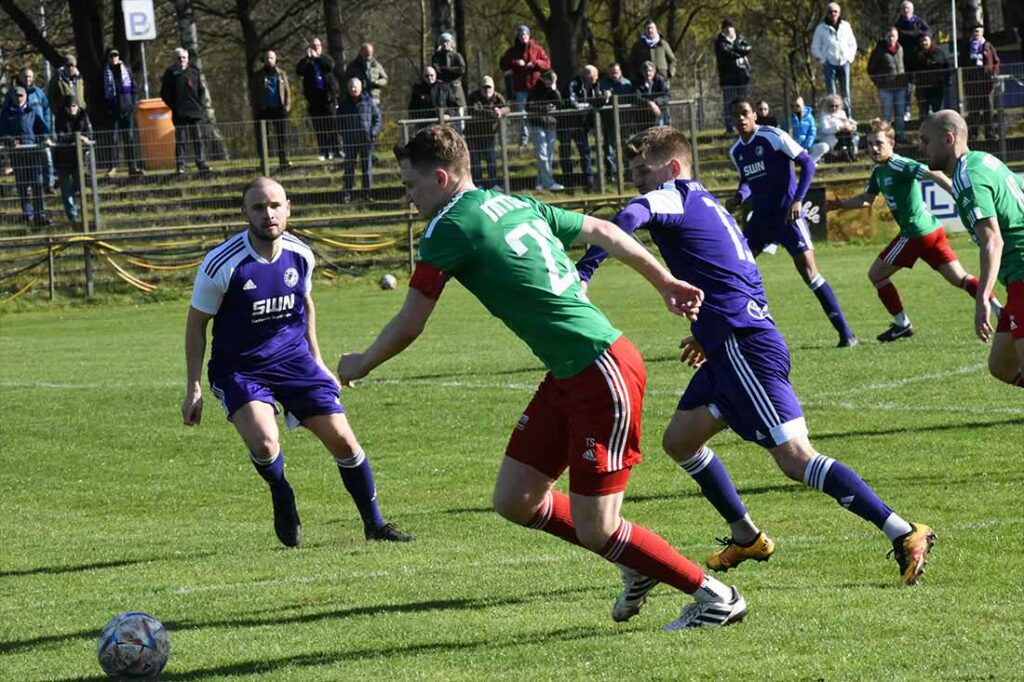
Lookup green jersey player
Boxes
[337,125,750,631]
[825,118,1001,342]
[919,110,1024,389]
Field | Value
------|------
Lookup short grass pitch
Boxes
[1,236,1022,680]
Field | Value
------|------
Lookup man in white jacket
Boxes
[811,3,858,117]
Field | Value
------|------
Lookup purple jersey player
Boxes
[726,97,858,348]
[182,177,412,547]
[577,127,934,598]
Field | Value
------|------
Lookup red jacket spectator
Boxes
[499,26,551,93]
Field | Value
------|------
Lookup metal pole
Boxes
[75,133,89,232]
[47,237,55,300]
[688,101,700,180]
[89,138,101,231]
[258,118,270,176]
[951,0,962,112]
[997,75,1007,160]
[498,115,510,193]
[140,43,151,99]
[612,96,624,195]
[40,1,51,83]
[83,243,94,297]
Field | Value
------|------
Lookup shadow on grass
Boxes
[0,557,156,579]
[3,585,603,657]
[57,622,622,681]
[443,483,801,516]
[392,364,544,382]
[813,416,1024,442]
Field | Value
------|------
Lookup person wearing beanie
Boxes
[431,32,467,109]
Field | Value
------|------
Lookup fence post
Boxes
[688,100,700,180]
[47,237,55,300]
[258,118,270,177]
[996,75,1007,161]
[612,95,624,195]
[75,133,89,233]
[83,242,94,298]
[88,138,101,231]
[407,211,415,272]
[498,115,510,193]
[594,113,606,195]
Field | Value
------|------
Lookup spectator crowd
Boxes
[1,0,1018,224]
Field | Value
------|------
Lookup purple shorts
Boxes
[744,211,813,256]
[677,328,807,448]
[209,352,343,429]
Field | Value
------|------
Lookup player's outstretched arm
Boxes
[578,215,702,320]
[182,307,213,425]
[972,217,1003,342]
[338,288,437,386]
[824,191,876,212]
[924,170,953,193]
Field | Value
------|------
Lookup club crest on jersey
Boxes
[746,300,770,320]
[283,267,299,288]
[754,145,764,157]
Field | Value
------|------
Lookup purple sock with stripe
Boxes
[808,275,854,340]
[251,450,290,495]
[679,446,748,523]
[803,453,895,530]
[335,449,385,531]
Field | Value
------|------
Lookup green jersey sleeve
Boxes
[961,183,998,227]
[520,195,586,248]
[417,215,474,273]
[898,156,929,180]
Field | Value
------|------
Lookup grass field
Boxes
[1,236,1022,681]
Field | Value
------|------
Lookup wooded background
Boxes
[1,0,1017,127]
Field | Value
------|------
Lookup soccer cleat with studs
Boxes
[889,522,935,585]
[662,587,748,631]
[876,323,915,343]
[365,522,415,542]
[706,532,775,573]
[612,565,660,622]
[271,486,302,548]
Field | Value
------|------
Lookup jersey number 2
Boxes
[505,219,578,295]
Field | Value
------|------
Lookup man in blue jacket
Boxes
[0,87,51,225]
[338,78,382,203]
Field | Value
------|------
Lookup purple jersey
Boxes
[190,230,315,373]
[576,179,775,354]
[729,126,814,216]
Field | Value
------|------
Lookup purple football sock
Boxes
[335,449,385,530]
[679,446,748,523]
[809,275,854,339]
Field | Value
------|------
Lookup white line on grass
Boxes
[812,363,986,398]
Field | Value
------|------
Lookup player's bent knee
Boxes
[491,488,536,526]
[249,439,280,463]
[574,524,613,552]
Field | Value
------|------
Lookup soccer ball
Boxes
[379,274,398,290]
[97,612,170,679]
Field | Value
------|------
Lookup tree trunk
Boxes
[323,0,346,69]
[235,0,262,117]
[67,0,110,124]
[431,0,454,48]
[173,0,226,158]
[454,0,466,66]
[544,0,586,83]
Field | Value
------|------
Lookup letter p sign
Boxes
[122,0,157,41]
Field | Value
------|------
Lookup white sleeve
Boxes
[768,129,805,160]
[301,247,315,295]
[841,23,858,63]
[189,266,226,315]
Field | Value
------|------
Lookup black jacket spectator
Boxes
[408,75,459,121]
[465,86,508,141]
[895,8,929,55]
[160,62,205,122]
[103,56,137,120]
[296,53,339,108]
[338,91,382,142]
[52,102,92,168]
[430,35,467,108]
[567,72,602,130]
[527,79,562,130]
[913,38,950,88]
[714,31,752,86]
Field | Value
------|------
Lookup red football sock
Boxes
[527,491,580,545]
[961,275,980,297]
[875,281,904,316]
[600,519,705,594]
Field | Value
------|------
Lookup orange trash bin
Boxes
[134,99,176,169]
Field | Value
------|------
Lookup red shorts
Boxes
[505,336,646,496]
[878,227,957,270]
[996,279,1024,340]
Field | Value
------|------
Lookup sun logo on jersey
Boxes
[283,267,299,288]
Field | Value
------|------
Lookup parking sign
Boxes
[122,0,156,41]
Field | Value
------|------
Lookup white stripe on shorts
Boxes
[595,350,631,471]
[884,237,908,265]
[724,334,782,431]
